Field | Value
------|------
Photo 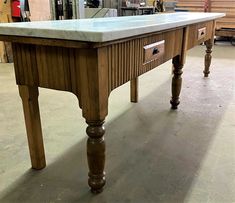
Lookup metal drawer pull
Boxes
[152,47,159,55]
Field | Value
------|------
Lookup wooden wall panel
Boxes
[175,0,206,12]
[210,0,235,29]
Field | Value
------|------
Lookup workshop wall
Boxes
[28,0,51,21]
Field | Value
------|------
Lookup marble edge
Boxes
[0,13,225,42]
[100,13,226,42]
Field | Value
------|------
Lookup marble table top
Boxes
[0,12,225,42]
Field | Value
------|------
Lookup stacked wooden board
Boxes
[209,0,235,37]
[175,0,235,37]
[175,0,206,12]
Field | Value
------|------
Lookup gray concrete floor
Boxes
[0,45,234,203]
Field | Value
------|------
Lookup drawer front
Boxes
[143,40,165,64]
[198,27,207,40]
[187,21,214,50]
[107,29,183,90]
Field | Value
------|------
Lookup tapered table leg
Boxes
[130,78,138,103]
[18,85,46,169]
[204,39,213,77]
[170,55,184,109]
[86,120,106,193]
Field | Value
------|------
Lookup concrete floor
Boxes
[0,45,234,203]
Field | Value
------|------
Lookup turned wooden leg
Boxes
[171,63,175,75]
[204,39,213,77]
[170,55,183,109]
[86,120,106,193]
[18,85,46,169]
[130,78,138,103]
[78,48,108,193]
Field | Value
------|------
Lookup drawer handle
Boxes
[198,27,206,40]
[152,47,159,55]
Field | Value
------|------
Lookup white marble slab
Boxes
[0,12,225,42]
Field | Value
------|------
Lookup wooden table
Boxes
[0,12,224,193]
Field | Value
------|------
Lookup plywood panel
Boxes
[0,0,13,63]
[28,0,51,21]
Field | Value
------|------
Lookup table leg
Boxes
[86,120,106,193]
[170,27,188,110]
[78,48,109,193]
[18,85,46,169]
[170,55,183,109]
[204,39,213,77]
[130,78,138,103]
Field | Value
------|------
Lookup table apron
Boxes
[106,28,184,91]
[12,28,184,95]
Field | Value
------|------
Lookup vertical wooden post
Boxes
[130,78,139,103]
[18,85,46,170]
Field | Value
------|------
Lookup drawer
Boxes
[141,29,183,66]
[187,21,214,50]
[143,40,165,64]
[198,27,207,41]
